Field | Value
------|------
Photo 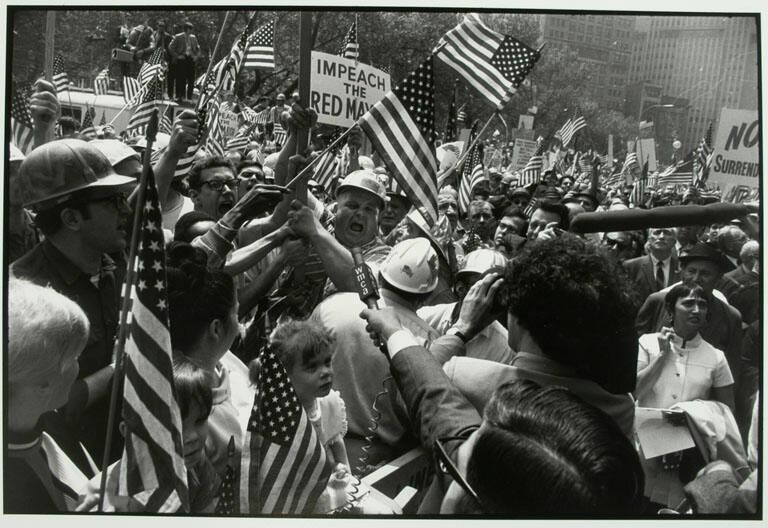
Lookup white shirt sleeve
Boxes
[387,329,420,360]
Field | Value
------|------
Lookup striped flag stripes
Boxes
[518,141,546,186]
[556,116,586,148]
[312,149,340,190]
[272,122,287,147]
[80,107,97,139]
[239,348,332,514]
[123,76,141,105]
[435,13,540,109]
[243,20,276,70]
[359,56,440,224]
[126,77,163,137]
[117,161,189,512]
[11,81,35,154]
[53,54,70,94]
[339,20,359,60]
[458,142,484,214]
[138,47,166,86]
[94,67,110,95]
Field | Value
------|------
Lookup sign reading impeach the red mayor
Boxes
[310,51,391,128]
[708,108,760,191]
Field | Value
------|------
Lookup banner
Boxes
[708,108,759,192]
[509,138,538,172]
[310,51,391,128]
[219,107,239,139]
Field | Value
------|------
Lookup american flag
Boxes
[629,161,649,207]
[443,87,458,142]
[99,110,107,126]
[578,152,593,176]
[458,141,485,214]
[215,438,237,515]
[272,122,287,147]
[117,161,189,513]
[123,76,142,105]
[205,101,225,157]
[693,123,714,185]
[523,196,538,218]
[94,67,110,96]
[243,20,275,70]
[138,47,166,86]
[53,54,70,94]
[226,122,256,153]
[126,77,162,137]
[621,140,639,176]
[159,107,173,135]
[173,107,209,178]
[435,13,540,109]
[456,103,467,126]
[556,116,587,148]
[11,81,35,154]
[339,20,359,60]
[80,107,96,139]
[359,56,440,224]
[239,348,331,514]
[519,141,546,186]
[312,149,340,190]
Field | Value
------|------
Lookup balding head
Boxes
[717,225,748,259]
[740,240,759,270]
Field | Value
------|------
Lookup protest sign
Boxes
[219,107,239,139]
[310,51,391,128]
[708,108,759,192]
[509,138,538,171]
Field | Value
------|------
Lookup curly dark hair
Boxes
[502,234,639,393]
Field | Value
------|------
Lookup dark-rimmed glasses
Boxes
[202,179,237,192]
[434,436,481,507]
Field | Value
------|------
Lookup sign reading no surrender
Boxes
[310,51,391,128]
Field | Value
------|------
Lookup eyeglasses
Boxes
[202,179,237,192]
[434,436,481,507]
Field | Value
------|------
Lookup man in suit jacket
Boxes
[718,240,759,325]
[623,227,680,304]
[168,21,201,101]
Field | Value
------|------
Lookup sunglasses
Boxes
[202,179,237,192]
[434,435,481,507]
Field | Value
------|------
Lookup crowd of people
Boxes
[6,72,760,517]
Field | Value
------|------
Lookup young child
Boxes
[76,355,221,513]
[269,319,350,473]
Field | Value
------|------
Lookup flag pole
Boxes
[97,109,159,512]
[197,11,233,112]
[283,125,356,190]
[108,81,153,126]
[455,111,498,169]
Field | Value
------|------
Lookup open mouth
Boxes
[349,222,364,233]
[218,201,234,215]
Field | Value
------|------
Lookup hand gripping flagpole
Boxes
[282,124,356,190]
[98,109,159,511]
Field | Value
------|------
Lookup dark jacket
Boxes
[622,254,680,305]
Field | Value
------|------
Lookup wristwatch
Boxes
[446,326,469,343]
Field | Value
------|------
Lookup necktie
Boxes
[656,261,665,290]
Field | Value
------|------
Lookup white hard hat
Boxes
[263,152,280,170]
[358,155,375,170]
[380,238,439,294]
[335,169,387,208]
[457,249,507,279]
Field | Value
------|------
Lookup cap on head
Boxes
[335,169,387,208]
[380,237,439,293]
[18,139,135,210]
[458,249,507,279]
[679,242,733,273]
[509,187,531,198]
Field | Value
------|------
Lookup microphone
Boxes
[351,246,380,310]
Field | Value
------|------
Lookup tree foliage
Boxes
[10,8,638,155]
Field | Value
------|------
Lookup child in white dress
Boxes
[270,319,350,473]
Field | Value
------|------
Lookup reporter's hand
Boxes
[29,79,60,127]
[168,109,199,156]
[454,273,504,340]
[234,184,289,220]
[536,221,564,242]
[287,199,322,239]
[360,307,406,347]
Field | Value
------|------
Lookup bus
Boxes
[58,87,179,134]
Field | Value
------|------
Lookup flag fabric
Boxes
[123,76,142,105]
[243,20,276,70]
[53,54,70,94]
[629,161,649,206]
[456,103,467,126]
[693,123,714,185]
[94,67,110,96]
[215,438,237,515]
[173,107,209,178]
[339,20,359,60]
[226,123,256,153]
[435,13,541,109]
[621,139,639,176]
[11,81,35,154]
[312,150,340,190]
[556,116,586,148]
[443,88,457,142]
[359,56,440,224]
[117,163,189,513]
[523,196,538,218]
[126,77,162,137]
[205,101,225,158]
[272,122,287,147]
[458,142,485,214]
[80,107,96,139]
[138,47,166,86]
[239,348,332,514]
[519,141,546,186]
[159,107,173,135]
[99,110,107,126]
